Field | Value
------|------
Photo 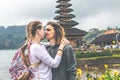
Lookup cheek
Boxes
[45,33,49,38]
[42,32,44,36]
[46,33,52,38]
[51,33,55,37]
[49,33,55,38]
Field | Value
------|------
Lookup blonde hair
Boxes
[26,21,42,43]
[21,20,42,67]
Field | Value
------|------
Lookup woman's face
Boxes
[45,25,55,40]
[37,26,45,40]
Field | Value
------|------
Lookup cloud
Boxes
[76,11,120,31]
[71,0,120,18]
[0,0,56,26]
[71,0,120,31]
[0,0,120,31]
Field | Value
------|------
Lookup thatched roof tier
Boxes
[59,25,73,28]
[92,33,120,45]
[104,30,118,34]
[54,14,75,20]
[57,0,70,3]
[55,8,73,13]
[56,3,72,8]
[58,20,79,27]
[54,0,87,47]
[64,28,87,36]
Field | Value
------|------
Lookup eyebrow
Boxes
[46,28,51,31]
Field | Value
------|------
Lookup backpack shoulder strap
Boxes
[12,50,20,60]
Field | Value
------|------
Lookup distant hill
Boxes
[0,25,120,49]
[0,25,26,49]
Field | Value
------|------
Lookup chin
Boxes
[45,36,48,40]
[45,37,50,41]
[46,38,50,40]
[41,37,45,40]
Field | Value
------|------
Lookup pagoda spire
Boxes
[54,0,87,48]
[54,0,79,29]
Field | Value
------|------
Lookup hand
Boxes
[59,37,70,49]
[61,37,70,45]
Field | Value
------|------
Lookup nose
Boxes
[44,31,47,35]
[44,34,46,38]
[44,30,47,34]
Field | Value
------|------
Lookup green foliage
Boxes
[111,49,120,54]
[86,73,97,80]
[75,51,112,58]
[86,69,120,80]
[0,26,120,49]
[104,49,120,54]
[0,25,48,49]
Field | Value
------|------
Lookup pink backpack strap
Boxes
[27,40,32,64]
[12,50,19,60]
[27,40,32,50]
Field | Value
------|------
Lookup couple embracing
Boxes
[26,21,77,80]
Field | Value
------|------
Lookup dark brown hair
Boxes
[46,22,65,45]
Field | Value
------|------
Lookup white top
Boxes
[30,43,61,80]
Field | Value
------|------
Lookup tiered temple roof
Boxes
[56,3,72,8]
[92,30,120,45]
[65,28,87,36]
[55,8,73,13]
[54,14,75,20]
[58,20,79,28]
[54,0,87,37]
[54,0,88,47]
[56,0,70,3]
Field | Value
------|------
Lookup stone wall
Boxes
[77,57,120,66]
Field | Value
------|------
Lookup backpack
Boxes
[9,43,40,80]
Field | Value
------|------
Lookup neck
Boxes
[49,38,56,46]
[32,36,41,44]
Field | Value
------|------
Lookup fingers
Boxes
[61,38,70,46]
[59,38,70,49]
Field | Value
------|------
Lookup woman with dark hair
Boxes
[45,22,77,80]
[26,20,69,80]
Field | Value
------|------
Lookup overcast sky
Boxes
[0,0,120,31]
